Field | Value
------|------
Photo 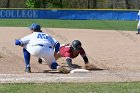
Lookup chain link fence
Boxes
[0,0,140,9]
[0,0,26,8]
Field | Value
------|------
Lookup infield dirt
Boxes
[0,27,140,83]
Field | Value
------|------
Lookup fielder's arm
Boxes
[15,39,24,47]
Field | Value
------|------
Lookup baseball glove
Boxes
[57,66,70,74]
[83,63,96,70]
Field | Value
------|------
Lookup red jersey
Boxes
[59,45,86,59]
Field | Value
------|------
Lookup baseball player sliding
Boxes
[54,40,94,70]
[39,40,95,70]
[15,23,69,73]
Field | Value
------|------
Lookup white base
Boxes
[70,69,89,73]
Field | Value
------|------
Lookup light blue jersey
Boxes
[138,11,140,22]
[20,32,57,48]
[137,10,140,29]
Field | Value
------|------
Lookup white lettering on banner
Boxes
[0,10,5,17]
[0,10,39,18]
[5,10,11,17]
[33,10,38,18]
[17,10,21,18]
[11,10,16,17]
[27,10,33,18]
[22,10,26,18]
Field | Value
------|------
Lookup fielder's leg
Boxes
[44,52,69,74]
[50,62,70,74]
[138,29,140,34]
[23,48,31,73]
[137,22,140,34]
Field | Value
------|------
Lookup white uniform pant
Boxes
[137,21,140,29]
[25,44,55,67]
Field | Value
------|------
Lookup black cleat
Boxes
[25,67,31,73]
[136,33,140,34]
[38,58,42,64]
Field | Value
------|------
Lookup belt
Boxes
[37,44,44,47]
[37,44,52,48]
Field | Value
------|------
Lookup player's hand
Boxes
[54,52,61,60]
[83,63,96,70]
[15,39,24,47]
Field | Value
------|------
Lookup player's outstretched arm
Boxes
[82,56,89,64]
[15,39,23,47]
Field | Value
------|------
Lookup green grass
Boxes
[0,82,140,93]
[0,19,137,31]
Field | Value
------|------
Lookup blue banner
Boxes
[0,9,138,20]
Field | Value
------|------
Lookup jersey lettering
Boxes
[37,33,48,39]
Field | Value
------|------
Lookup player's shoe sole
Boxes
[57,66,70,74]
